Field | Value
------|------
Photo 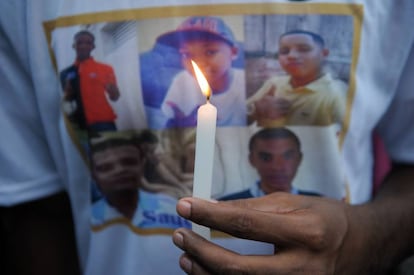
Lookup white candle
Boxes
[191,61,217,240]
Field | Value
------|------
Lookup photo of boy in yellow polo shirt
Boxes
[247,30,347,127]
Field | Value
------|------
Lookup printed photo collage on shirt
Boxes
[48,3,359,231]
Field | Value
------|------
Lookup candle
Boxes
[191,60,217,240]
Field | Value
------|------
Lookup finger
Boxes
[174,228,314,275]
[266,84,276,96]
[173,228,241,274]
[174,228,269,275]
[176,196,321,247]
[179,254,211,275]
[178,193,309,218]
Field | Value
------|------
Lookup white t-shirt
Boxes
[0,0,91,269]
[5,0,413,274]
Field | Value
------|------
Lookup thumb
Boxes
[265,84,277,96]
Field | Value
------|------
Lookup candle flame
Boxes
[191,60,212,99]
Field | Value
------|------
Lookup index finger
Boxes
[173,228,308,275]
[176,196,318,247]
[266,85,276,96]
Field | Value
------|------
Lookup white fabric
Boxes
[341,0,414,202]
[0,0,91,269]
[2,1,413,274]
[0,1,63,205]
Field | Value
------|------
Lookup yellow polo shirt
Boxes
[247,74,347,127]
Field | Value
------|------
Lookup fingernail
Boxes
[177,200,192,218]
[180,255,192,273]
[173,232,184,247]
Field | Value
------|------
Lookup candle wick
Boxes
[206,95,210,102]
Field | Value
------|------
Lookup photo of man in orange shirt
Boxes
[60,30,120,134]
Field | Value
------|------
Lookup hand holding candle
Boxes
[191,60,217,240]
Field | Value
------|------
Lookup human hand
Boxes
[63,79,75,100]
[105,83,120,101]
[172,193,376,275]
[254,85,291,120]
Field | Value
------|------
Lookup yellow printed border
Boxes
[44,3,363,29]
[91,218,177,235]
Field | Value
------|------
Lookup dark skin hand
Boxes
[173,164,414,275]
[63,80,75,101]
[254,86,291,120]
[248,85,291,125]
[105,83,120,101]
